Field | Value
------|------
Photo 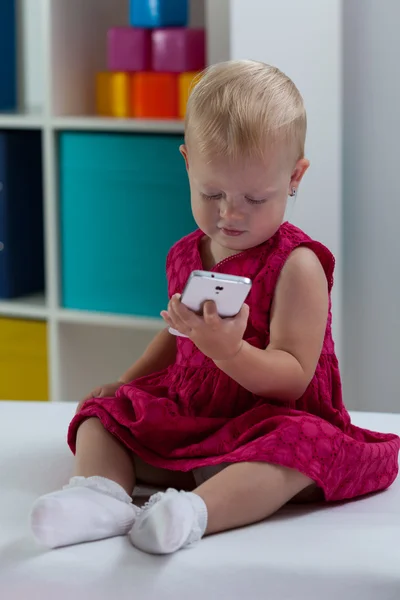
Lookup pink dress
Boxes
[68,223,400,501]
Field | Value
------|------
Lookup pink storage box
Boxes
[151,28,206,73]
[107,27,151,72]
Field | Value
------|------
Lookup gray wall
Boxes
[230,0,343,354]
[343,0,400,412]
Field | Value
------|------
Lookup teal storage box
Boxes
[59,132,194,317]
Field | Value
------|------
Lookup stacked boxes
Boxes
[96,0,205,119]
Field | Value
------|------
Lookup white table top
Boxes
[1,402,400,600]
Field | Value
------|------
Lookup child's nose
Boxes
[220,199,243,220]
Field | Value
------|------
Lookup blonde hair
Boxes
[185,60,307,163]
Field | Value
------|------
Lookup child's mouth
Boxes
[220,228,245,237]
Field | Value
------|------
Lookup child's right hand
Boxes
[76,381,124,414]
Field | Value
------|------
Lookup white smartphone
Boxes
[169,270,252,337]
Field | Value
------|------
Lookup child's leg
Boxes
[31,418,137,549]
[130,462,314,555]
[73,417,135,493]
[195,461,314,534]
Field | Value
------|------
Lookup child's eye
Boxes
[201,193,223,201]
[245,197,267,205]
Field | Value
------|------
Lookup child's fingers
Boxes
[168,299,192,335]
[160,311,173,326]
[238,302,249,316]
[161,310,183,335]
[203,300,220,326]
[237,303,250,326]
[75,399,86,414]
[240,303,250,317]
[171,295,200,328]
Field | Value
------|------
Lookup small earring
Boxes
[290,187,297,197]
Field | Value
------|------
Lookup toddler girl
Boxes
[31,60,400,555]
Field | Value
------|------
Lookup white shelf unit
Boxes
[1,0,342,403]
[51,116,185,133]
[0,110,44,129]
[0,0,217,402]
[0,293,48,320]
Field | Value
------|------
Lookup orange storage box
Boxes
[131,72,178,119]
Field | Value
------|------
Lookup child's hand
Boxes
[76,381,123,414]
[161,294,249,361]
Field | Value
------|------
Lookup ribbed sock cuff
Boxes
[67,476,133,504]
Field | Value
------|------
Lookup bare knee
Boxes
[75,418,118,452]
[76,417,103,436]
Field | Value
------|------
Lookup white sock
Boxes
[31,476,138,549]
[129,489,208,555]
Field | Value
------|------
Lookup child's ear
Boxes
[180,144,189,171]
[289,158,310,194]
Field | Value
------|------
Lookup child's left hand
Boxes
[161,294,249,361]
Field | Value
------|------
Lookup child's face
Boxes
[181,143,309,253]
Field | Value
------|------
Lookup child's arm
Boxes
[162,247,328,403]
[214,247,329,401]
[119,328,177,383]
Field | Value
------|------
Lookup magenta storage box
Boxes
[151,28,206,73]
[107,27,151,72]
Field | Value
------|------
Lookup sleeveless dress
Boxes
[68,223,400,501]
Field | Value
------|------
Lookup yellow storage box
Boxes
[178,71,201,119]
[0,318,48,401]
[96,72,131,118]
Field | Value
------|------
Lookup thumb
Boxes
[204,299,217,314]
[239,303,250,323]
[203,299,218,320]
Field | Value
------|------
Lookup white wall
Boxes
[229,0,343,356]
[205,0,230,65]
[343,0,400,412]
